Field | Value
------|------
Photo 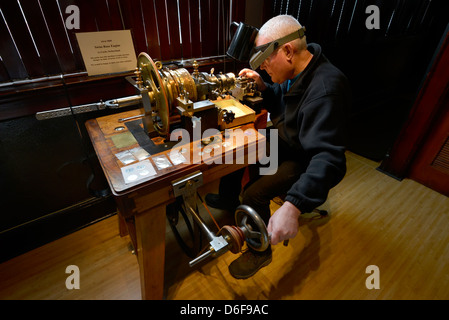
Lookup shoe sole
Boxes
[230,256,272,280]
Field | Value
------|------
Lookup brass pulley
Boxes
[136,52,241,138]
[137,52,171,137]
[137,53,203,138]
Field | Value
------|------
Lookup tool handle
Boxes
[269,232,289,246]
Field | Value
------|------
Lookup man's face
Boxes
[256,35,290,84]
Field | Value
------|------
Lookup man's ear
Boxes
[282,43,295,61]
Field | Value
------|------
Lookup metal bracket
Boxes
[172,171,203,210]
[172,171,203,197]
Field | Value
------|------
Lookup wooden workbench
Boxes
[85,109,266,299]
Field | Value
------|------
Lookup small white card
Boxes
[76,30,137,76]
[121,160,156,184]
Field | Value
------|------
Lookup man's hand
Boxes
[239,68,267,91]
[267,201,301,245]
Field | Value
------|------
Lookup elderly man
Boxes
[206,15,351,279]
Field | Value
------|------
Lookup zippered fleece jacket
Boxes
[262,43,351,213]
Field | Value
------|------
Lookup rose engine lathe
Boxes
[114,55,269,266]
[104,53,261,141]
[36,52,268,266]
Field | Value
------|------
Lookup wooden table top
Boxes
[85,109,265,198]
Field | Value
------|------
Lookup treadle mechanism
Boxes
[171,171,229,265]
[171,171,270,267]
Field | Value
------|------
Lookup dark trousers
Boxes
[219,138,304,225]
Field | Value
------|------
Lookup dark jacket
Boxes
[262,43,351,213]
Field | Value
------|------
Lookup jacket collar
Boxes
[284,43,322,96]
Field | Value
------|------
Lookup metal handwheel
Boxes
[188,204,270,267]
[234,205,270,252]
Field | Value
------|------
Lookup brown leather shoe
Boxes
[228,248,272,279]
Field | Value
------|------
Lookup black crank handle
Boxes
[268,232,289,247]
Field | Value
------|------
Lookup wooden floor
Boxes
[1,151,449,300]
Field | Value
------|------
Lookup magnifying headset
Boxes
[226,22,306,70]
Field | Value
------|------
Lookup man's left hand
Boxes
[267,201,301,245]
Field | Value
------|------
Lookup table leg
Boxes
[135,205,166,300]
[117,210,128,237]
